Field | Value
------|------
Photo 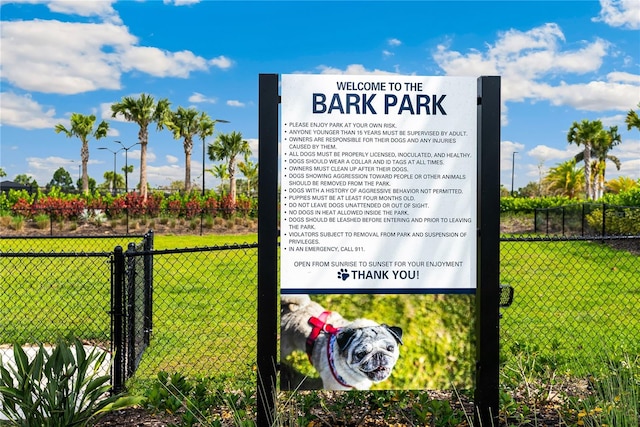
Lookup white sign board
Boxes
[280,74,477,293]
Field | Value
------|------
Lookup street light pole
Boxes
[511,151,518,197]
[115,140,140,192]
[98,147,123,195]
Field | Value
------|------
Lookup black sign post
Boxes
[257,73,279,426]
[474,75,501,425]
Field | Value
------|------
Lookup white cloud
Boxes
[433,23,638,113]
[189,92,217,104]
[0,92,59,129]
[316,64,399,76]
[163,0,201,6]
[382,50,394,58]
[500,140,525,171]
[387,38,402,47]
[4,0,122,24]
[227,100,245,107]
[593,0,640,30]
[166,155,179,164]
[119,46,209,78]
[209,55,233,69]
[0,19,232,95]
[527,145,577,163]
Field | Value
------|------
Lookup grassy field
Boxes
[1,233,638,391]
[500,239,640,371]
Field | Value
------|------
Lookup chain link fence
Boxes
[2,230,638,393]
[534,203,640,236]
[500,235,640,365]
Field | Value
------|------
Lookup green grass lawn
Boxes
[1,233,638,389]
[500,239,640,371]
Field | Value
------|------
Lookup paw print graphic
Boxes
[337,268,349,281]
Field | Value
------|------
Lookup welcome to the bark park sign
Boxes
[280,74,478,294]
[257,74,501,426]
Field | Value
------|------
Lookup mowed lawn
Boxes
[500,239,640,370]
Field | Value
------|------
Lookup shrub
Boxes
[0,339,141,426]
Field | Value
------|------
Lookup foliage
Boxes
[0,338,141,426]
[585,206,640,235]
[47,167,75,193]
[500,195,573,213]
[601,186,640,206]
[568,353,639,427]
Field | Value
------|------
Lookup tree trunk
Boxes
[184,138,193,193]
[81,141,89,195]
[139,127,149,200]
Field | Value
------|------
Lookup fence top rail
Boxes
[0,234,146,240]
[501,234,640,242]
[0,251,113,258]
[534,203,640,211]
[124,242,259,257]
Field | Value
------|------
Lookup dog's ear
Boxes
[336,328,357,352]
[383,325,403,345]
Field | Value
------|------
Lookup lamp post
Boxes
[511,151,518,197]
[98,147,122,195]
[115,140,140,192]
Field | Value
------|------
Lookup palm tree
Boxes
[626,102,639,132]
[591,126,622,200]
[103,171,125,192]
[110,94,170,200]
[567,119,606,200]
[209,163,229,195]
[542,159,585,199]
[166,106,200,193]
[238,153,259,197]
[54,113,109,195]
[606,176,638,194]
[207,131,251,202]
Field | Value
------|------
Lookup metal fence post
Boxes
[111,245,125,393]
[143,230,154,345]
[126,242,137,377]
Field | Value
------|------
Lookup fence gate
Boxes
[111,231,154,392]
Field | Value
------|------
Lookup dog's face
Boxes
[336,324,403,383]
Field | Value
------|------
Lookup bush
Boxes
[0,339,141,426]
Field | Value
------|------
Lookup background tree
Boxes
[626,102,639,131]
[237,153,258,197]
[207,131,251,202]
[567,119,603,200]
[54,113,109,195]
[196,112,216,194]
[14,174,38,189]
[591,126,621,200]
[166,106,204,193]
[606,176,638,194]
[101,172,125,193]
[517,181,542,198]
[76,177,96,193]
[0,168,6,178]
[209,163,229,195]
[47,167,74,192]
[542,159,584,199]
[111,94,170,200]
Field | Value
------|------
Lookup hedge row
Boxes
[0,187,257,221]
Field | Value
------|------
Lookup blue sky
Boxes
[1,0,638,192]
